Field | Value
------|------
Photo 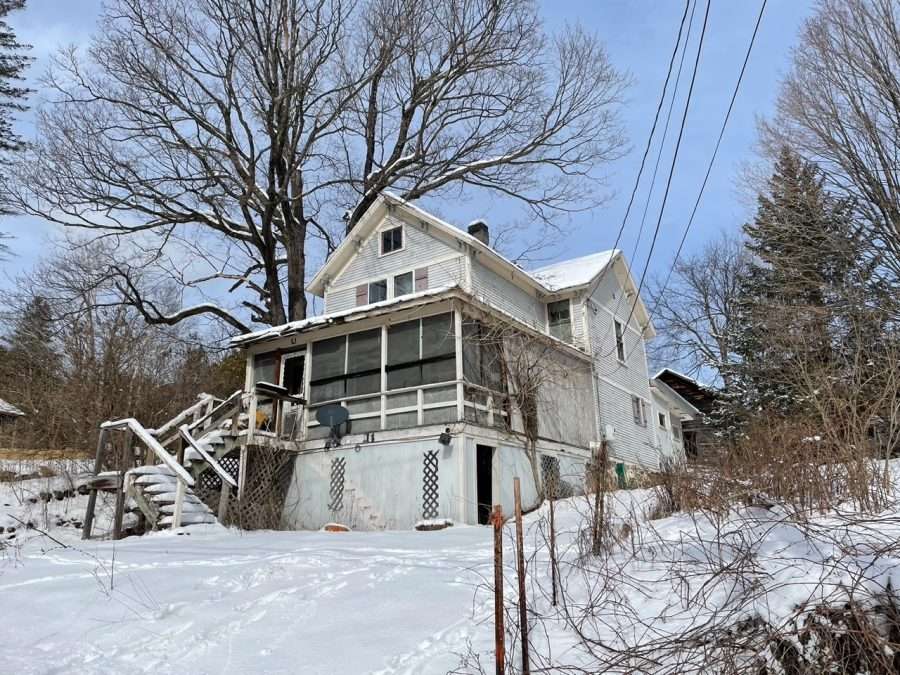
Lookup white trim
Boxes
[378,223,406,257]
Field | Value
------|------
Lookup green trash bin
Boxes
[615,462,627,489]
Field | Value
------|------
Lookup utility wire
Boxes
[604,0,693,259]
[651,0,768,313]
[620,0,712,337]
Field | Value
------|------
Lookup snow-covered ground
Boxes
[4,460,900,674]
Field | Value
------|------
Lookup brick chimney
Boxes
[467,220,489,246]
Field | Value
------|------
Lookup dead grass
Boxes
[0,448,92,462]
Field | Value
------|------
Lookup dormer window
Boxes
[381,226,403,255]
[547,299,572,342]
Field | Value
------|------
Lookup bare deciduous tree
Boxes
[647,233,749,388]
[761,0,900,283]
[5,0,627,331]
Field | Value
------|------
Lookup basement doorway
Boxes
[476,444,494,525]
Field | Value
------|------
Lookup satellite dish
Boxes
[316,404,350,446]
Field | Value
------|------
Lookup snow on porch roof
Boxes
[529,249,618,292]
[0,397,24,417]
[231,285,459,347]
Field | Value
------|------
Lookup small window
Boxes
[658,411,667,429]
[394,271,413,297]
[381,226,403,255]
[631,396,647,427]
[614,320,626,362]
[368,279,387,303]
[547,300,572,342]
[252,354,277,385]
[673,423,682,441]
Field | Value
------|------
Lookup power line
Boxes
[594,0,712,374]
[611,0,767,376]
[620,0,712,337]
[652,0,768,312]
[604,0,694,259]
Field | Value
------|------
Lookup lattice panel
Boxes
[541,454,561,499]
[422,450,439,519]
[197,452,241,492]
[328,457,346,512]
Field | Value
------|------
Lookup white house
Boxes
[224,193,692,530]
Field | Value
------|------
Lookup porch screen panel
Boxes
[309,335,346,403]
[421,313,456,385]
[346,329,381,396]
[387,313,456,390]
[387,319,421,390]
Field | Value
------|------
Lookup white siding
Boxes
[585,269,658,468]
[537,349,594,448]
[323,212,466,313]
[470,259,544,329]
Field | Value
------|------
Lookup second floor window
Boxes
[368,279,387,303]
[658,411,667,428]
[632,395,647,427]
[547,300,572,342]
[381,226,403,254]
[394,271,413,297]
[615,320,626,362]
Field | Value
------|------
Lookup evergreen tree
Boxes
[731,147,865,417]
[0,0,29,154]
[0,296,60,415]
[0,0,30,252]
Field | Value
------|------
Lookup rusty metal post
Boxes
[490,504,505,675]
[549,492,558,607]
[513,478,530,674]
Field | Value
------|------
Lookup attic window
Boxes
[547,300,572,342]
[658,411,667,429]
[381,226,403,255]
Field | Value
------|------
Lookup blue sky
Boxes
[0,0,814,293]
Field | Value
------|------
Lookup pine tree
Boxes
[0,0,30,252]
[731,147,863,417]
[0,0,29,154]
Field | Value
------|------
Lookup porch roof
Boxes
[230,284,591,362]
[231,284,459,347]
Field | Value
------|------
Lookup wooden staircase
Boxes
[81,392,245,539]
[127,466,217,528]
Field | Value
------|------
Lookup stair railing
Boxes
[179,424,238,521]
[100,417,196,528]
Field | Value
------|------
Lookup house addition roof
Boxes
[0,397,24,417]
[530,250,618,291]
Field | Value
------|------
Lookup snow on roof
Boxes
[231,285,459,346]
[529,250,618,292]
[0,398,24,417]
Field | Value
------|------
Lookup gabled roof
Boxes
[531,250,617,291]
[0,397,24,417]
[653,368,718,413]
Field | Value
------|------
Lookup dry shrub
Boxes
[758,585,900,675]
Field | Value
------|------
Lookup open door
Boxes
[280,352,305,439]
[476,444,494,525]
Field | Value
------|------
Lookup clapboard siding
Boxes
[585,269,657,468]
[597,378,659,468]
[329,213,462,289]
[470,259,545,329]
[536,349,595,447]
[324,255,465,313]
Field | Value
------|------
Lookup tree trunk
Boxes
[285,221,308,322]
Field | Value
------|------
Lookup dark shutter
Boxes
[355,285,367,306]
